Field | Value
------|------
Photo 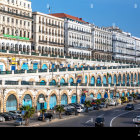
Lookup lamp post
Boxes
[1,88,6,113]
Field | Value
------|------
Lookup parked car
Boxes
[64,105,75,110]
[133,116,140,124]
[125,104,134,110]
[128,96,134,102]
[136,94,140,100]
[0,115,5,122]
[14,117,26,126]
[9,111,22,117]
[69,103,79,108]
[5,112,19,120]
[76,106,86,113]
[92,104,100,110]
[95,117,105,127]
[108,100,117,106]
[65,108,77,115]
[99,103,108,108]
[38,113,53,121]
[88,106,94,111]
[0,113,13,121]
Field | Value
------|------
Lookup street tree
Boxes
[55,105,65,119]
[20,105,35,126]
[40,108,47,122]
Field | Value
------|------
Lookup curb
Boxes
[21,114,85,127]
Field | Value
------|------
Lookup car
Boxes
[88,106,94,111]
[136,94,140,100]
[9,110,21,115]
[92,104,100,110]
[5,112,20,120]
[64,105,75,110]
[0,113,13,121]
[125,104,134,110]
[0,115,5,122]
[14,117,26,126]
[38,113,53,121]
[76,106,86,113]
[128,96,134,102]
[65,108,77,115]
[95,117,105,127]
[99,103,108,108]
[69,103,79,108]
[108,100,117,106]
[133,116,140,124]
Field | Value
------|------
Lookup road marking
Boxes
[110,108,140,127]
[86,118,94,124]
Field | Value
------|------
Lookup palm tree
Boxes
[20,106,35,126]
[84,101,92,113]
[55,105,65,119]
[40,108,47,122]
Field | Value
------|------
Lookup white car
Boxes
[108,100,117,106]
[77,106,86,113]
[64,105,75,110]
[0,116,5,122]
[133,116,140,124]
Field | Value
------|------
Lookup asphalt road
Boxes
[39,101,140,127]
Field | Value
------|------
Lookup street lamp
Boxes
[1,88,6,113]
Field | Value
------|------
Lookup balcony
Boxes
[0,71,12,75]
[21,81,33,85]
[5,81,18,85]
[14,70,25,74]
[27,69,37,73]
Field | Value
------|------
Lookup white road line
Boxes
[110,108,140,127]
[86,118,94,124]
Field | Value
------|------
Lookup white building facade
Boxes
[32,12,65,56]
[51,13,92,60]
[92,25,113,61]
[0,0,32,54]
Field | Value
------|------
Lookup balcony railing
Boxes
[21,81,33,85]
[5,81,18,85]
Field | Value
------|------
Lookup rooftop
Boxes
[50,13,87,24]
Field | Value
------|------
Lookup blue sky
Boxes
[32,0,140,37]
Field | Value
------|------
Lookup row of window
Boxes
[2,16,31,26]
[2,27,30,38]
[38,16,64,28]
[6,0,31,9]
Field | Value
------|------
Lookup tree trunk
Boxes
[25,118,29,126]
[59,112,62,119]
[42,113,45,122]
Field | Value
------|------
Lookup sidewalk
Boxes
[17,113,85,127]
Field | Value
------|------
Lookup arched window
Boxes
[118,74,121,84]
[123,74,125,85]
[85,75,88,84]
[6,94,17,112]
[97,75,101,85]
[127,74,130,85]
[61,94,68,105]
[131,74,133,84]
[113,74,117,85]
[91,76,95,85]
[108,75,112,84]
[103,75,107,85]
[60,78,65,85]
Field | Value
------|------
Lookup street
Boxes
[38,101,140,127]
